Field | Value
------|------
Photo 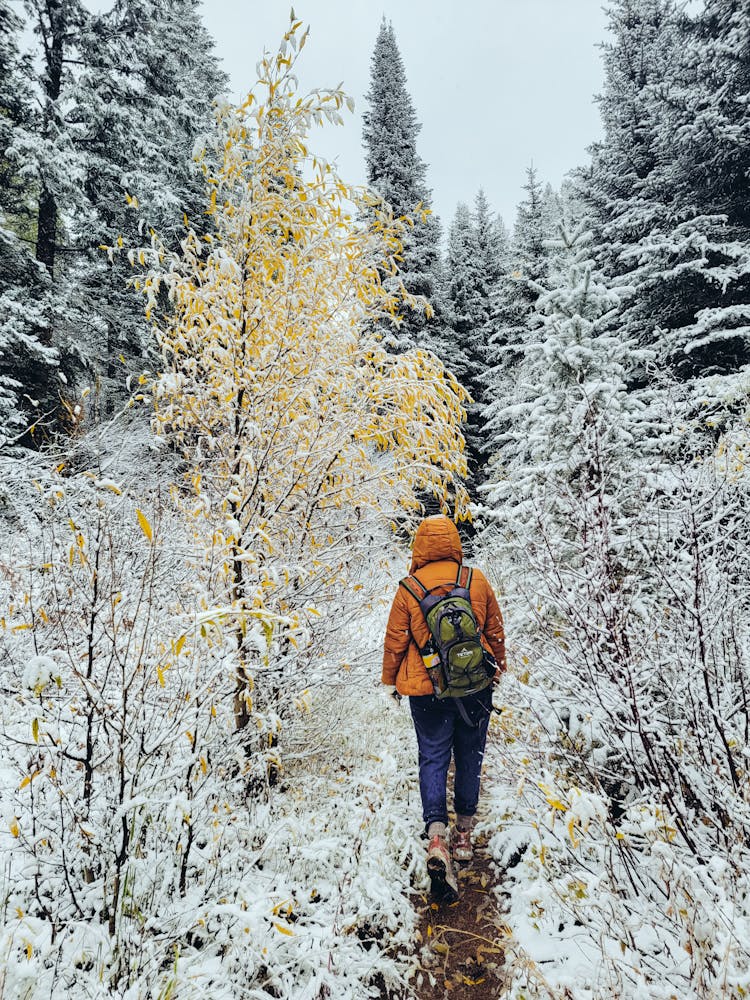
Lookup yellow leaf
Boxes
[175,635,186,655]
[273,922,294,936]
[567,817,580,848]
[32,718,39,743]
[136,508,153,541]
[25,941,32,960]
[156,666,165,688]
[10,819,19,838]
[18,770,41,790]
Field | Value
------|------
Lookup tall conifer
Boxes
[362,19,443,351]
[444,191,507,495]
[0,1,58,444]
[75,0,227,408]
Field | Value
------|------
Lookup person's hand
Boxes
[492,665,507,685]
[382,684,402,704]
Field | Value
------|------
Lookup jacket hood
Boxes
[409,515,463,573]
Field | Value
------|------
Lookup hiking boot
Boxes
[426,835,459,902]
[452,827,473,864]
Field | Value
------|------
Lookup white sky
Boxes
[203,0,610,230]
[79,0,611,230]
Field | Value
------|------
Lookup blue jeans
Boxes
[409,686,493,830]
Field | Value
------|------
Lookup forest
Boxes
[0,1,748,997]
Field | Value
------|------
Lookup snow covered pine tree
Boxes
[362,19,445,353]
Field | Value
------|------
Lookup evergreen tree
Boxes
[0,1,32,232]
[445,203,482,382]
[0,0,227,437]
[74,0,227,409]
[490,166,551,357]
[576,0,678,281]
[484,168,554,416]
[482,221,649,563]
[645,0,750,375]
[362,19,443,351]
[443,191,507,496]
[0,0,58,445]
[513,166,552,289]
[472,187,508,343]
[579,0,750,381]
[24,0,90,280]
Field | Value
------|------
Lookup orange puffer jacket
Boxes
[381,515,507,697]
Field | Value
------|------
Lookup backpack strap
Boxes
[455,697,477,728]
[399,575,429,604]
[456,564,473,590]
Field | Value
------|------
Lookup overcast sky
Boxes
[78,0,612,231]
[205,0,610,230]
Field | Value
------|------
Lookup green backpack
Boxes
[400,565,493,704]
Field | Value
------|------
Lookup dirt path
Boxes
[410,829,510,999]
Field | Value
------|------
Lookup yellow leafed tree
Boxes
[134,17,469,727]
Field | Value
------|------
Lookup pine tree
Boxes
[578,0,750,381]
[482,220,648,563]
[73,0,228,409]
[0,1,32,231]
[647,0,750,375]
[362,19,444,351]
[1,0,228,435]
[0,0,58,445]
[25,0,90,280]
[442,191,507,496]
[483,168,555,459]
[445,203,482,382]
[472,187,509,344]
[576,0,678,281]
[489,167,552,361]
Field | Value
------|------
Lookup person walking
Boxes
[381,514,507,901]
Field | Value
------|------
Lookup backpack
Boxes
[400,565,493,703]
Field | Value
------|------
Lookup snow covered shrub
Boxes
[484,743,750,998]
[0,478,252,990]
[512,432,750,849]
[482,408,750,996]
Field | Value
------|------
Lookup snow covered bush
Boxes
[482,369,750,996]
